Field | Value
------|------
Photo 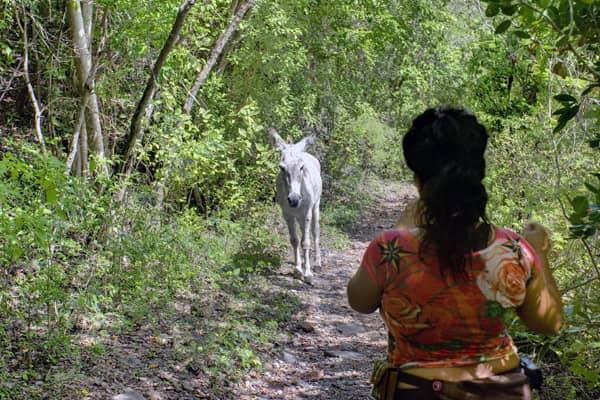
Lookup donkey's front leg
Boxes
[300,213,313,284]
[285,215,302,277]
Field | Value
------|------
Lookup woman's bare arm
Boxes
[347,266,382,314]
[516,222,563,335]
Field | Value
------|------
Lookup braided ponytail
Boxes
[403,107,490,279]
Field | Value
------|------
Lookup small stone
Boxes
[148,391,163,400]
[297,320,315,333]
[281,350,297,364]
[182,381,195,392]
[113,389,145,400]
[324,350,364,360]
[336,323,365,335]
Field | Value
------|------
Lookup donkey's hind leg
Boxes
[312,199,321,271]
[285,215,302,278]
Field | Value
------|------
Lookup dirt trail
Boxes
[236,183,417,399]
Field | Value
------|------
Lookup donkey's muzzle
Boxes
[287,194,301,208]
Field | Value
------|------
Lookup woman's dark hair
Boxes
[402,106,490,279]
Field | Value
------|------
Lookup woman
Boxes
[347,107,562,400]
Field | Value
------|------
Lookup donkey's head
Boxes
[269,128,316,208]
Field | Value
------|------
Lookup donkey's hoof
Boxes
[303,274,313,285]
[293,269,303,280]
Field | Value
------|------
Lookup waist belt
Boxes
[392,367,529,400]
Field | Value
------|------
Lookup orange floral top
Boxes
[361,227,542,368]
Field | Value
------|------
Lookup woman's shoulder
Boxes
[491,226,540,263]
[493,226,523,241]
[481,226,540,266]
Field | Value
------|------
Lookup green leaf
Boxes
[535,0,551,7]
[546,6,560,22]
[513,30,531,39]
[552,61,568,77]
[570,195,589,216]
[495,20,512,34]
[501,5,518,16]
[486,4,500,17]
[584,183,599,195]
[552,105,578,116]
[553,116,569,133]
[554,93,577,104]
[556,34,570,48]
[553,105,579,132]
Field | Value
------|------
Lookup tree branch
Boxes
[0,59,23,104]
[16,8,47,154]
[120,0,197,175]
[183,0,254,114]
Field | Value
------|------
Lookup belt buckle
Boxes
[432,380,443,392]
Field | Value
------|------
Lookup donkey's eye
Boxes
[300,165,304,172]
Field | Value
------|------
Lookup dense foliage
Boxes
[1,0,598,398]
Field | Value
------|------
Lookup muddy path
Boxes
[236,183,418,399]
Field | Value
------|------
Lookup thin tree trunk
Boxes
[120,0,197,175]
[80,0,93,176]
[183,0,254,114]
[67,0,107,175]
[75,147,82,176]
[82,0,93,45]
[80,123,89,176]
[66,123,81,175]
[16,9,46,153]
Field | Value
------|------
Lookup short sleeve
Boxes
[477,229,541,308]
[360,230,411,290]
[497,228,543,278]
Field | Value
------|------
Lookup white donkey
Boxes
[269,128,322,284]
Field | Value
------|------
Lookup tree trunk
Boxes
[120,0,197,175]
[67,0,107,175]
[82,0,93,45]
[183,0,254,114]
[80,117,89,176]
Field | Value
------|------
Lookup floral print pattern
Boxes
[361,227,541,368]
[477,239,532,308]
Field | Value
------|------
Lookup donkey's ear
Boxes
[296,134,316,151]
[268,128,287,150]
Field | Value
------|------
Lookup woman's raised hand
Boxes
[522,222,551,255]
